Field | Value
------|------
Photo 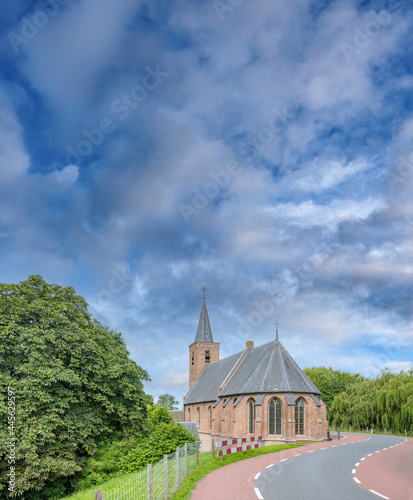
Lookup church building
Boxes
[183,290,328,444]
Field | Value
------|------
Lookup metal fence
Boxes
[94,441,211,500]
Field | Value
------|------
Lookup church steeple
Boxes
[195,284,213,342]
[188,284,220,389]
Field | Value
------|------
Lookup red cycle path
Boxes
[356,436,413,500]
[191,434,368,500]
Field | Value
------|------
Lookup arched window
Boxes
[191,351,194,365]
[295,398,305,435]
[248,399,255,434]
[205,350,210,363]
[197,407,200,426]
[209,406,212,431]
[269,398,282,435]
[188,408,191,421]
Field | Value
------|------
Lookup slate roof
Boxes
[184,339,321,405]
[184,350,244,405]
[195,297,214,342]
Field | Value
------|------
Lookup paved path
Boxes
[191,434,413,500]
[356,436,413,500]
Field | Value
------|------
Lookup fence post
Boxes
[147,463,152,500]
[212,438,215,460]
[176,447,179,487]
[164,454,168,500]
[196,440,199,467]
[184,442,188,477]
[95,491,104,500]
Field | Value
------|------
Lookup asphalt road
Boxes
[255,434,406,500]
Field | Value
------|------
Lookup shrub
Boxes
[119,423,196,473]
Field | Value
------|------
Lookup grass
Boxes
[330,427,413,438]
[60,470,145,500]
[170,441,315,500]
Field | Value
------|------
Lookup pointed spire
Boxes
[195,284,213,342]
[275,315,279,342]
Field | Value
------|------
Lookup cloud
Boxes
[0,0,412,406]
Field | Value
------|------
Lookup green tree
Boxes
[330,369,413,434]
[119,422,196,473]
[0,275,150,498]
[304,367,364,409]
[157,393,179,410]
[148,404,174,425]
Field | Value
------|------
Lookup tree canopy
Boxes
[304,366,364,409]
[329,369,413,433]
[157,393,179,410]
[0,275,150,498]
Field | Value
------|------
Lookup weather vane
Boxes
[202,282,207,298]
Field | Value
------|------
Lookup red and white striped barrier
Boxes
[216,436,262,457]
[216,436,262,448]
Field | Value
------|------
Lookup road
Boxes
[255,434,411,500]
[191,434,413,500]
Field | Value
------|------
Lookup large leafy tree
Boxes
[0,275,150,498]
[330,369,413,433]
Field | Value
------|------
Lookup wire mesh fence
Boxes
[94,441,208,500]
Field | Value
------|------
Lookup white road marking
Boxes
[254,472,261,480]
[369,489,390,499]
[361,457,365,461]
[307,450,315,453]
[354,477,361,484]
[265,464,274,469]
[280,458,288,462]
[294,453,301,457]
[367,453,372,456]
[331,445,338,448]
[355,462,360,467]
[352,469,356,473]
[254,486,264,499]
[320,447,326,450]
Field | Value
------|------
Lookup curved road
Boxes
[191,434,413,500]
[255,434,409,500]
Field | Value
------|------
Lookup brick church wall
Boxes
[184,392,327,443]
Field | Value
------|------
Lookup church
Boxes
[183,290,328,444]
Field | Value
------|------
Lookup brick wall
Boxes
[184,392,327,443]
[188,341,220,388]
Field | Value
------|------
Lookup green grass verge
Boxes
[60,471,143,500]
[170,442,315,500]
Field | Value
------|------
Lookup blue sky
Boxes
[1,0,412,407]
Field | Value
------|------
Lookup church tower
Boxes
[189,285,220,389]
